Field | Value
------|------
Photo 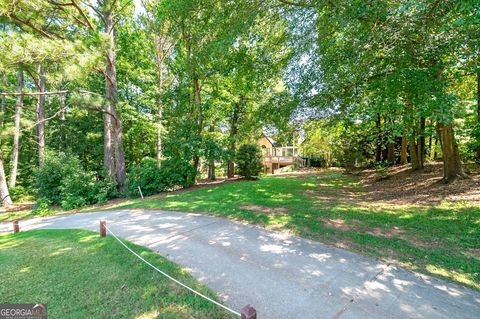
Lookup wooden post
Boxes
[100,220,106,237]
[13,220,19,234]
[241,305,256,319]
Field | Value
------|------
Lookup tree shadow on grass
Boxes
[281,204,480,290]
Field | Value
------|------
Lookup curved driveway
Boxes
[1,210,479,319]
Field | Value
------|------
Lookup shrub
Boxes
[309,156,327,168]
[159,158,196,189]
[59,165,95,210]
[127,158,163,197]
[339,147,364,169]
[35,151,117,209]
[236,144,263,179]
[61,195,87,210]
[9,186,31,202]
[32,198,52,215]
[126,157,197,198]
[92,168,118,204]
[35,152,78,204]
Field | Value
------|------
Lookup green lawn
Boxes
[116,171,480,290]
[0,229,235,319]
[2,170,479,291]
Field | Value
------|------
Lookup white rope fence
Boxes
[103,224,241,317]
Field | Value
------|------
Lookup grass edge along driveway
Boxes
[1,170,479,291]
[116,171,480,291]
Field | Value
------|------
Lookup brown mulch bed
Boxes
[356,162,480,206]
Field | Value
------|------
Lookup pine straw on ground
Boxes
[354,162,480,206]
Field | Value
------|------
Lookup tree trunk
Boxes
[104,11,126,192]
[193,78,203,131]
[192,77,202,178]
[207,124,216,181]
[1,73,6,128]
[0,148,12,206]
[477,72,480,161]
[153,33,168,167]
[406,121,424,170]
[0,73,11,206]
[181,28,202,181]
[436,122,465,182]
[156,101,163,167]
[433,68,464,181]
[412,140,424,169]
[36,65,46,166]
[103,14,116,180]
[387,142,395,164]
[375,113,382,162]
[113,109,126,192]
[428,134,432,160]
[59,92,66,150]
[207,162,215,180]
[227,98,241,178]
[417,117,426,168]
[400,136,408,164]
[227,157,235,178]
[404,100,423,170]
[9,67,23,188]
[386,117,395,164]
[409,139,421,170]
[103,109,114,174]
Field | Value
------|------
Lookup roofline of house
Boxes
[261,133,301,148]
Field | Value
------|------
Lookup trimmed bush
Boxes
[237,144,263,179]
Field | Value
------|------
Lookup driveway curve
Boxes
[1,210,479,319]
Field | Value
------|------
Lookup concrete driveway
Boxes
[1,210,479,319]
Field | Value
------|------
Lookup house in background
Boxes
[258,135,305,173]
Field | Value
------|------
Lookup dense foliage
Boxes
[127,158,164,197]
[35,152,117,209]
[289,1,480,181]
[0,0,478,207]
[236,144,263,179]
[126,157,196,198]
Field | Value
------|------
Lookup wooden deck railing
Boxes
[264,156,305,166]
